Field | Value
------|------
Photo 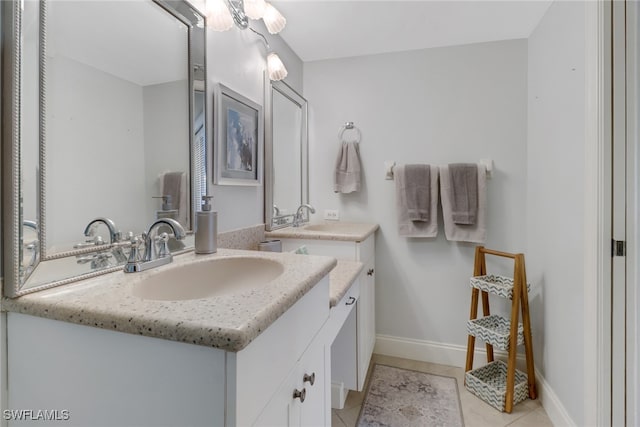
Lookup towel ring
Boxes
[338,122,361,143]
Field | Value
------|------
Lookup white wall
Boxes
[304,40,528,347]
[526,2,585,425]
[46,55,147,247]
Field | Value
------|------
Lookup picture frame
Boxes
[213,84,263,186]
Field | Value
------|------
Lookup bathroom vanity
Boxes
[266,222,379,408]
[3,250,336,426]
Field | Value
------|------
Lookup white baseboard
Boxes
[534,367,576,427]
[375,334,576,427]
[374,333,525,368]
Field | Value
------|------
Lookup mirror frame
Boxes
[264,75,309,231]
[2,0,207,297]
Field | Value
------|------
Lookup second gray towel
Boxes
[403,164,431,222]
[334,142,362,193]
[449,163,478,225]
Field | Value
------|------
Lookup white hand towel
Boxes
[439,164,487,243]
[334,142,361,193]
[395,165,439,237]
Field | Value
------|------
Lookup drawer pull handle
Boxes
[303,372,315,386]
[293,388,306,402]
[367,268,374,276]
[345,296,356,306]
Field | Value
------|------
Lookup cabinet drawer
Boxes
[326,279,360,343]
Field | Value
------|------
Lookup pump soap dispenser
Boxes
[195,195,217,254]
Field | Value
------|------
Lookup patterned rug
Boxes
[357,364,465,427]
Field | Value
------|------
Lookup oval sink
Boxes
[132,257,285,301]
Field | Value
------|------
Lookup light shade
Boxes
[206,0,233,31]
[244,0,266,20]
[267,52,288,81]
[262,3,286,34]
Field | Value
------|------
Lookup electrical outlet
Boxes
[324,209,340,221]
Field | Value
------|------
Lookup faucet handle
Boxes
[127,236,143,263]
[156,233,170,258]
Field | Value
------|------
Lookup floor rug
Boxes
[357,364,464,427]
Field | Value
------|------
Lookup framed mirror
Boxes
[264,76,308,230]
[2,0,207,297]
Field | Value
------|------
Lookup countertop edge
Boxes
[265,222,380,242]
[1,250,338,352]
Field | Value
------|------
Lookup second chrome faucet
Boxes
[292,204,315,227]
[124,218,186,273]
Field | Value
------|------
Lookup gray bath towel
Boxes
[439,164,487,243]
[334,142,361,193]
[403,164,431,222]
[449,163,478,225]
[395,165,439,238]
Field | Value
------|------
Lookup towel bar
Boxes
[386,160,494,180]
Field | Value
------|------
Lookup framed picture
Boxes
[213,84,263,186]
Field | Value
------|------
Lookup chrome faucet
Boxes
[293,204,315,227]
[83,217,120,244]
[76,217,126,264]
[124,218,186,273]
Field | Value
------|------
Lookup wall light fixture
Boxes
[206,0,288,80]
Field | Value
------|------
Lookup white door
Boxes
[624,2,639,425]
[612,3,626,426]
[612,2,638,425]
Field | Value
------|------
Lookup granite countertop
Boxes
[329,260,364,308]
[266,221,379,242]
[2,249,336,352]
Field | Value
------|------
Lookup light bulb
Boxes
[267,52,288,81]
[262,3,286,34]
[206,0,233,31]
[244,0,266,20]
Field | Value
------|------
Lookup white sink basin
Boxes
[132,256,285,301]
[303,223,354,232]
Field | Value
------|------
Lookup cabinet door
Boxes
[357,258,376,390]
[254,335,328,427]
[253,366,299,427]
[299,336,328,427]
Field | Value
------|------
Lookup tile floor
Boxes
[332,354,553,427]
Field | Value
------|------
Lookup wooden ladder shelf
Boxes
[464,246,537,413]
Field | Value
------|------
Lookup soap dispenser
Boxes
[195,195,217,254]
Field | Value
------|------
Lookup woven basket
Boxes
[467,315,524,350]
[465,360,529,412]
[470,275,531,300]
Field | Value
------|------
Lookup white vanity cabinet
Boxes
[6,276,331,427]
[280,234,376,398]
